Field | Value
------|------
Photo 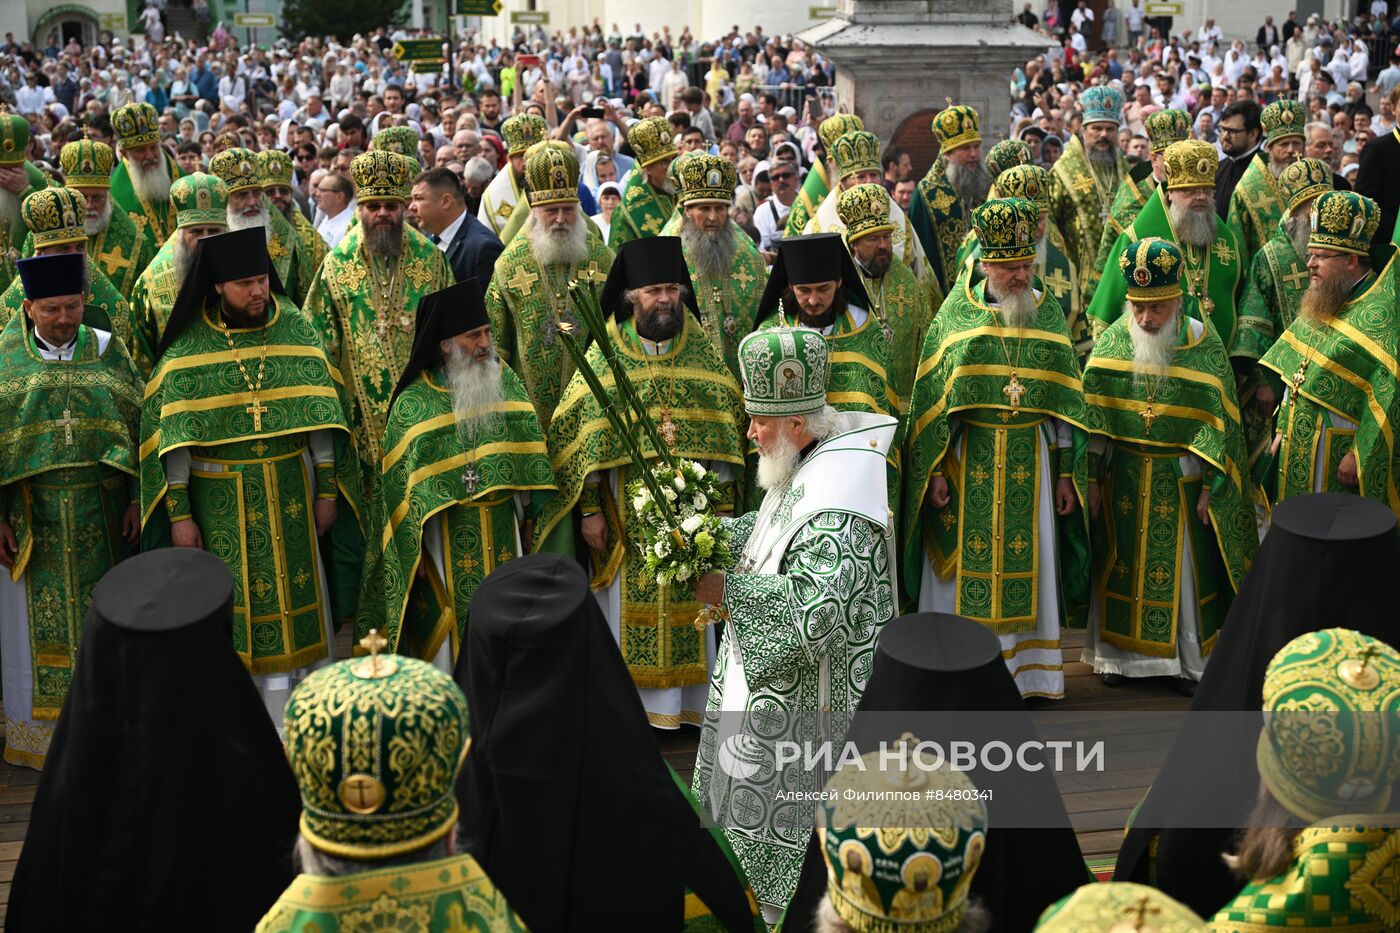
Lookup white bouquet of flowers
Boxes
[627,459,732,592]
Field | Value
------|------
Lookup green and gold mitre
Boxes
[500,113,547,156]
[995,164,1052,213]
[836,183,893,243]
[0,106,29,167]
[22,187,87,249]
[986,139,1032,180]
[350,149,414,203]
[283,645,470,860]
[111,101,160,149]
[1279,157,1333,216]
[1118,237,1184,302]
[208,147,261,193]
[1145,108,1193,152]
[523,143,579,207]
[737,326,829,417]
[971,197,1038,263]
[626,116,678,168]
[932,102,981,153]
[1035,882,1206,931]
[258,149,294,188]
[676,153,736,206]
[1163,139,1218,190]
[1262,98,1306,146]
[371,125,420,160]
[60,135,115,187]
[830,130,881,181]
[1309,190,1380,257]
[169,172,229,228]
[818,113,864,150]
[1080,85,1124,126]
[817,736,988,933]
[1258,627,1400,822]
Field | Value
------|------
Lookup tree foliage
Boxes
[280,0,406,43]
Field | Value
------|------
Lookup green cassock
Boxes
[139,296,366,671]
[534,315,745,691]
[0,255,142,372]
[1049,134,1129,309]
[853,256,936,417]
[608,172,676,248]
[483,223,614,430]
[358,364,555,663]
[1226,153,1286,270]
[302,223,453,472]
[0,319,143,769]
[89,205,158,299]
[901,273,1091,624]
[254,853,528,933]
[0,163,54,293]
[909,155,971,294]
[1259,259,1400,515]
[129,231,186,379]
[660,212,765,381]
[109,150,185,261]
[1082,314,1257,665]
[1091,163,1156,284]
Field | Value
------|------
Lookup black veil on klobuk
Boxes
[600,235,701,322]
[755,231,871,325]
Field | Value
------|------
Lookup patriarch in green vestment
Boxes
[902,198,1090,700]
[1260,190,1400,514]
[609,116,679,248]
[0,252,143,769]
[256,651,526,933]
[210,147,316,305]
[109,102,185,260]
[59,135,156,300]
[1226,99,1305,272]
[910,103,989,294]
[1082,239,1256,695]
[1050,86,1130,310]
[358,278,554,672]
[534,236,745,729]
[140,227,365,723]
[0,108,56,294]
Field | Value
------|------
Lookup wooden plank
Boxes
[0,784,37,806]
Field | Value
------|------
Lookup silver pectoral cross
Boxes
[55,409,79,445]
[461,463,479,496]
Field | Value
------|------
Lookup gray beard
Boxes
[990,282,1038,327]
[1286,213,1312,259]
[84,200,113,238]
[1087,144,1119,171]
[1268,157,1291,178]
[127,156,173,204]
[444,345,504,436]
[757,429,801,491]
[173,234,197,283]
[1127,304,1179,391]
[946,159,990,208]
[656,178,677,196]
[1035,234,1048,265]
[0,190,21,239]
[228,203,273,241]
[364,221,404,259]
[527,212,588,268]
[680,215,735,280]
[1169,198,1216,247]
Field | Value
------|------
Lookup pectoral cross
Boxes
[1289,361,1309,393]
[659,409,678,452]
[55,409,79,445]
[1003,373,1025,411]
[1282,264,1310,290]
[461,463,479,496]
[245,397,268,432]
[1141,402,1158,434]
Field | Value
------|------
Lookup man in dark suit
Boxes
[409,168,504,286]
[1355,87,1400,243]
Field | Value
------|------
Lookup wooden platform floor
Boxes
[0,630,1188,918]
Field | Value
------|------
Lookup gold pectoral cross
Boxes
[1141,402,1158,434]
[659,408,678,451]
[1003,373,1025,411]
[1289,361,1308,393]
[246,397,268,432]
[55,409,79,445]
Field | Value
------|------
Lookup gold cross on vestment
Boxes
[733,267,755,288]
[885,284,914,318]
[1282,264,1309,290]
[1003,373,1026,411]
[1141,403,1158,434]
[55,409,79,445]
[505,264,539,297]
[1042,269,1072,298]
[95,244,127,275]
[246,397,268,432]
[580,261,607,285]
[1071,173,1096,195]
[641,214,664,234]
[495,200,514,222]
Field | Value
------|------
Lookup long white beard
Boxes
[946,159,990,208]
[84,200,113,238]
[1127,304,1179,391]
[1168,198,1216,248]
[228,203,273,243]
[1286,212,1312,259]
[680,214,735,280]
[127,156,173,204]
[527,211,588,268]
[0,190,21,239]
[757,430,802,491]
[444,346,504,435]
[992,283,1038,327]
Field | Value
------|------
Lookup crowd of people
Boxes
[0,10,1397,933]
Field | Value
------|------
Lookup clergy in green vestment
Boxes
[303,150,452,474]
[59,135,157,300]
[0,253,143,769]
[476,113,546,239]
[358,279,554,672]
[910,104,988,294]
[260,149,327,277]
[783,113,862,238]
[109,102,185,260]
[140,228,365,721]
[667,152,764,379]
[0,187,141,369]
[210,148,315,305]
[1050,86,1130,310]
[902,198,1090,700]
[1260,191,1400,514]
[483,143,614,429]
[609,116,679,248]
[535,236,745,729]
[129,173,229,378]
[0,109,54,294]
[1082,239,1256,695]
[1091,108,1192,284]
[256,653,526,933]
[950,138,1035,272]
[1226,99,1305,271]
[837,183,937,415]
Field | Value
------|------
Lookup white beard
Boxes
[1035,234,1048,265]
[126,156,173,204]
[1286,212,1312,258]
[757,430,801,491]
[1127,303,1179,391]
[946,158,990,208]
[1168,197,1216,247]
[84,199,113,238]
[444,345,504,435]
[680,214,736,280]
[0,190,21,240]
[992,283,1038,327]
[527,211,588,268]
[228,203,273,242]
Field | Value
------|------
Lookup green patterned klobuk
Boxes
[1259,254,1400,514]
[660,211,765,382]
[609,166,677,248]
[483,222,613,429]
[534,315,744,690]
[1083,313,1257,661]
[358,364,555,663]
[901,270,1090,624]
[1049,133,1130,310]
[139,297,366,673]
[0,317,143,768]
